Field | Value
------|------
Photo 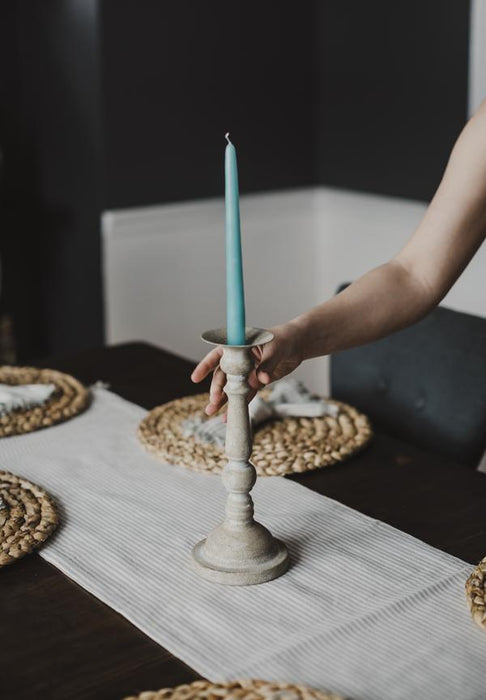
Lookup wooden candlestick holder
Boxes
[192,327,290,585]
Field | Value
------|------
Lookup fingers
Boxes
[192,347,228,416]
[191,347,223,383]
[256,349,281,385]
[209,366,261,420]
[205,366,228,415]
[247,366,263,394]
[192,340,278,419]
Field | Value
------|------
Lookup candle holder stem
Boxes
[192,328,290,585]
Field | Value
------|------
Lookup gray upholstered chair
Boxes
[330,285,486,467]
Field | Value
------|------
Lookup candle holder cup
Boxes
[192,327,290,585]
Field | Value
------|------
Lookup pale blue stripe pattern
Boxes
[0,388,484,700]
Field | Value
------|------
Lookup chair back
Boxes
[331,287,486,467]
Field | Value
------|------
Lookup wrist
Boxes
[286,306,334,361]
[281,315,314,362]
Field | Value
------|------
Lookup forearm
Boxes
[287,259,437,360]
[289,103,486,361]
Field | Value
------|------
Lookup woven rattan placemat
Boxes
[0,470,58,566]
[123,679,346,700]
[138,392,372,476]
[0,366,89,438]
[465,557,486,630]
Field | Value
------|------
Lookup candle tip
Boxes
[225,132,231,144]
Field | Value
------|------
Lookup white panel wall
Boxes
[102,187,486,394]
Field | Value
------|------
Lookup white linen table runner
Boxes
[1,388,485,700]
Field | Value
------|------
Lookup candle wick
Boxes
[225,132,231,145]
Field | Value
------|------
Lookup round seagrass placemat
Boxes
[0,366,89,438]
[0,470,58,566]
[138,392,372,476]
[123,679,346,700]
[465,557,486,630]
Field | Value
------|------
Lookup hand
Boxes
[190,321,305,415]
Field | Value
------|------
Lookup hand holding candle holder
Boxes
[192,327,290,585]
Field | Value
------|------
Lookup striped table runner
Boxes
[1,388,484,700]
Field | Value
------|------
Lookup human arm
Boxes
[192,102,486,413]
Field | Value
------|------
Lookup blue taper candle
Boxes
[225,133,246,345]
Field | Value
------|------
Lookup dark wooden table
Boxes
[2,342,486,700]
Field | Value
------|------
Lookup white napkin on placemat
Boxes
[0,388,484,700]
[183,378,339,447]
[0,383,55,415]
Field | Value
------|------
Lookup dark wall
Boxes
[100,0,316,208]
[30,0,105,357]
[0,4,44,358]
[1,1,104,359]
[316,1,470,201]
[101,0,471,208]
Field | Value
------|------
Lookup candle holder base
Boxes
[192,526,289,586]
